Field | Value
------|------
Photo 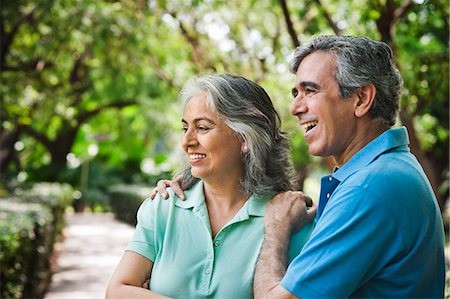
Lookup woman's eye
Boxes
[182,127,188,132]
[198,126,210,132]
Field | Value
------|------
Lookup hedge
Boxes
[108,185,152,226]
[0,183,73,299]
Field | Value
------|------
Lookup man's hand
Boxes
[149,176,186,200]
[265,191,316,235]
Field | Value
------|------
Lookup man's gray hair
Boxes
[289,35,403,127]
[175,74,295,196]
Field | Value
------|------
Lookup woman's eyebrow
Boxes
[181,117,216,124]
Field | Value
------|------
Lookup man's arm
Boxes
[254,191,316,299]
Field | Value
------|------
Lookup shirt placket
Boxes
[316,174,340,221]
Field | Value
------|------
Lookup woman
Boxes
[105,74,315,299]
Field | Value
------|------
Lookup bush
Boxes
[18,183,73,236]
[108,185,152,226]
[0,182,73,299]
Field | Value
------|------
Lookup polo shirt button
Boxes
[326,193,330,198]
[208,253,213,259]
[328,177,333,181]
[205,269,211,274]
[214,241,220,247]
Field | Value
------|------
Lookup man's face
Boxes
[289,51,358,164]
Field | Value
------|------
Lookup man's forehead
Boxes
[294,52,336,84]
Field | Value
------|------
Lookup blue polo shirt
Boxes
[127,180,313,299]
[281,127,445,298]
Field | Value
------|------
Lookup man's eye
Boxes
[182,127,188,132]
[305,87,316,94]
[291,88,298,98]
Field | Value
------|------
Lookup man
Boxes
[151,35,445,298]
[253,35,445,298]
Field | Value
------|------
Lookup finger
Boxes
[156,180,172,199]
[295,191,313,207]
[149,188,158,200]
[303,194,313,207]
[142,279,150,289]
[306,203,318,221]
[173,175,183,183]
[171,181,186,200]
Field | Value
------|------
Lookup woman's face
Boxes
[182,94,243,184]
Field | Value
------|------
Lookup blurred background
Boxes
[1,0,448,298]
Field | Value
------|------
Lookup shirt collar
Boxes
[175,180,271,217]
[174,180,205,209]
[332,126,410,182]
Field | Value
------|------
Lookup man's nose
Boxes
[289,94,307,116]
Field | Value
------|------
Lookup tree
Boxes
[1,0,169,180]
[2,0,448,214]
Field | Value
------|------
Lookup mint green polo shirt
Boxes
[127,180,313,299]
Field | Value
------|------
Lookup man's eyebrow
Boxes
[299,81,320,89]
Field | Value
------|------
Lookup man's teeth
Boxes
[302,121,318,132]
[190,154,206,160]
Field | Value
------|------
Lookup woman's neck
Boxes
[203,180,249,237]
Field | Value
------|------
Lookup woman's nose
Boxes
[182,128,198,148]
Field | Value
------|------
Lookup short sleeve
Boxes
[281,185,401,298]
[288,222,314,263]
[126,198,157,262]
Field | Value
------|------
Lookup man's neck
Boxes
[334,121,388,167]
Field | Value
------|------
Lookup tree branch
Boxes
[376,0,414,46]
[168,11,208,72]
[313,0,342,35]
[148,54,175,88]
[21,124,53,150]
[1,59,54,72]
[277,0,300,48]
[394,0,415,23]
[1,5,38,69]
[76,100,136,124]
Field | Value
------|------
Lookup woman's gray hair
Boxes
[289,35,403,127]
[174,74,295,196]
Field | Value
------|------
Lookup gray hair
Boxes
[174,74,295,196]
[289,35,403,127]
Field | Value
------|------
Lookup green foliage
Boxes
[0,183,73,299]
[1,0,448,209]
[0,201,47,299]
[108,185,152,225]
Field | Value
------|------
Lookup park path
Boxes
[44,213,135,299]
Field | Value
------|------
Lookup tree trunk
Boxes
[0,127,22,172]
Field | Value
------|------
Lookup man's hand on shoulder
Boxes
[149,175,186,200]
[265,191,317,234]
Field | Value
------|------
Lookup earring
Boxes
[242,145,248,152]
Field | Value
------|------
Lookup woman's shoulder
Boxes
[136,189,179,222]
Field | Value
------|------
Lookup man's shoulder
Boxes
[348,149,426,186]
[338,149,436,213]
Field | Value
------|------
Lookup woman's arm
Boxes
[105,251,172,299]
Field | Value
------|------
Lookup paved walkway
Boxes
[45,213,135,299]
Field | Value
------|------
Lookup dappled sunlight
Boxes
[44,213,134,299]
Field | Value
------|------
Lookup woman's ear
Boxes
[354,84,376,118]
[241,144,249,153]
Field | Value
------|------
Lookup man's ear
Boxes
[354,84,376,118]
